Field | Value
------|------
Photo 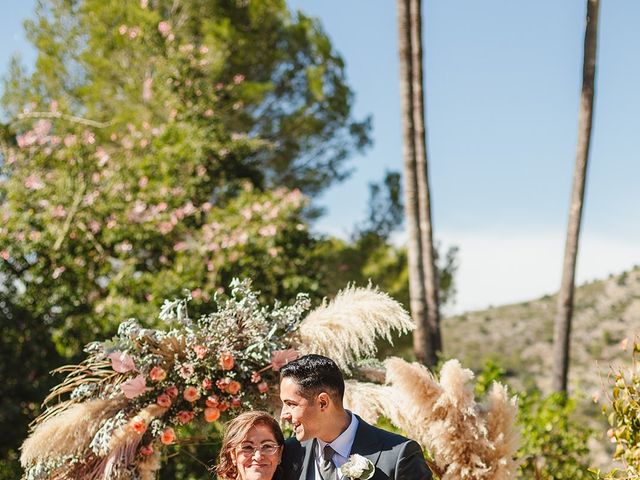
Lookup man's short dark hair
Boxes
[280,354,345,402]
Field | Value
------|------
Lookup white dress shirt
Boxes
[314,411,360,480]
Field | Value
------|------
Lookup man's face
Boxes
[279,376,322,442]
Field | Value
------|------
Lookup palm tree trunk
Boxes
[410,0,441,363]
[552,0,600,393]
[396,0,431,365]
[397,0,440,367]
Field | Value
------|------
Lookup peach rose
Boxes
[220,351,234,370]
[227,380,241,395]
[218,402,228,412]
[204,407,220,423]
[131,416,147,435]
[206,395,220,408]
[177,410,194,424]
[157,393,172,408]
[149,366,166,382]
[183,386,200,402]
[160,427,176,445]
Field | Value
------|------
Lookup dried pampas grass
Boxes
[343,380,395,424]
[20,397,125,468]
[295,285,414,372]
[383,357,520,480]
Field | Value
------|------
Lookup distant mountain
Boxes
[442,265,640,468]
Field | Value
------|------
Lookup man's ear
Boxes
[317,392,331,410]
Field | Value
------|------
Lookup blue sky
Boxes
[2,0,639,312]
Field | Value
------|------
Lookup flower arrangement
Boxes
[339,454,375,480]
[20,280,414,480]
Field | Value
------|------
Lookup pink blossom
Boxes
[49,100,59,113]
[271,349,299,371]
[33,119,52,137]
[259,224,277,237]
[251,371,262,383]
[233,74,245,84]
[24,174,45,190]
[196,165,206,177]
[204,108,214,118]
[202,378,213,390]
[258,381,269,394]
[158,222,174,234]
[158,21,171,36]
[128,27,141,39]
[201,202,212,211]
[173,242,188,252]
[118,24,128,35]
[199,45,209,54]
[82,130,95,145]
[51,205,67,218]
[95,147,110,166]
[109,352,136,373]
[120,375,148,399]
[63,134,77,147]
[88,220,101,234]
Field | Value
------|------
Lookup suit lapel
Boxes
[349,416,383,467]
[299,439,315,480]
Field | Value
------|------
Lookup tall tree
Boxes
[396,0,440,366]
[410,0,441,361]
[552,0,600,393]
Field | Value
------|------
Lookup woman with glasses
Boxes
[216,411,284,480]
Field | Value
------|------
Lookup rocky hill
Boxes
[441,266,640,468]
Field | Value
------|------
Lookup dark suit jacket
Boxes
[281,415,432,480]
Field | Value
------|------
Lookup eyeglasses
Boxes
[236,443,281,457]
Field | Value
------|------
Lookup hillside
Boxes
[442,265,640,467]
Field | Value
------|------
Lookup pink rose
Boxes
[157,394,172,408]
[258,381,269,394]
[177,410,194,424]
[165,385,179,398]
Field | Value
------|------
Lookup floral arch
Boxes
[21,280,519,480]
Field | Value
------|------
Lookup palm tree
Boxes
[396,0,440,367]
[552,0,600,393]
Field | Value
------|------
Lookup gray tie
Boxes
[318,444,337,480]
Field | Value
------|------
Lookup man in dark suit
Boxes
[279,354,432,480]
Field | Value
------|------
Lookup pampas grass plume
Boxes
[296,285,414,372]
[20,397,124,468]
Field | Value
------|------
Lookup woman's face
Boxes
[232,423,282,480]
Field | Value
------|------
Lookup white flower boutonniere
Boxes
[339,454,375,480]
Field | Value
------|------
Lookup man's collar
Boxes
[317,410,359,459]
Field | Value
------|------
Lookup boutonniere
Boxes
[339,454,375,480]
